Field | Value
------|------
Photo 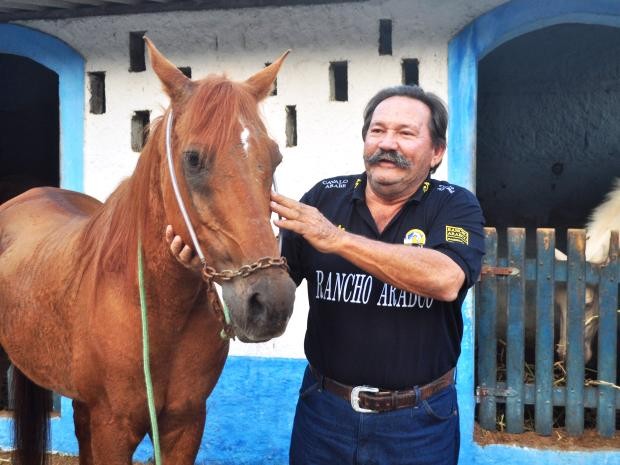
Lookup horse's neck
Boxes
[586,179,620,262]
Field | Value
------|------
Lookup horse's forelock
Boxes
[181,76,261,155]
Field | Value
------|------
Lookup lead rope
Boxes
[138,240,162,465]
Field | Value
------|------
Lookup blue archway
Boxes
[0,24,84,191]
[448,1,620,464]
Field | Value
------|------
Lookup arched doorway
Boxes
[449,2,620,464]
[477,23,620,254]
[0,24,84,193]
[0,53,60,203]
[0,25,84,424]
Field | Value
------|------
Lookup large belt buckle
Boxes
[350,385,379,413]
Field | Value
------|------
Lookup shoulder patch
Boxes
[445,226,469,245]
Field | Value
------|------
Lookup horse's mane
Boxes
[585,177,620,262]
[79,74,262,281]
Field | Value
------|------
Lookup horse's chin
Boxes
[231,315,290,343]
[235,330,284,344]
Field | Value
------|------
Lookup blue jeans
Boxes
[289,366,460,465]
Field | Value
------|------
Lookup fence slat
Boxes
[535,228,555,436]
[566,229,586,435]
[506,228,525,433]
[596,230,619,437]
[478,227,498,430]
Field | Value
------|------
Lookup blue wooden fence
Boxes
[476,228,619,437]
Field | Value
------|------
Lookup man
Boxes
[168,85,484,465]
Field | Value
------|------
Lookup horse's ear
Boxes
[144,37,192,100]
[245,50,290,101]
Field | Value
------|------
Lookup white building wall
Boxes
[19,0,505,358]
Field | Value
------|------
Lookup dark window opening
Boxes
[265,62,277,96]
[379,19,393,56]
[131,110,150,152]
[402,59,419,86]
[178,66,192,78]
[88,72,106,114]
[285,105,297,147]
[329,61,348,102]
[129,31,147,72]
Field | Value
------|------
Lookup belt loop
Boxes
[413,385,422,407]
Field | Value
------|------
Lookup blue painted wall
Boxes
[449,1,620,464]
[0,356,305,464]
[0,23,84,192]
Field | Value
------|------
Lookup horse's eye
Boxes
[184,151,200,169]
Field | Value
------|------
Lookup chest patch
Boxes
[404,228,426,247]
[322,179,349,189]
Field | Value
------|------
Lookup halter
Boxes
[164,110,288,335]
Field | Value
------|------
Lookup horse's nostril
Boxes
[248,292,266,319]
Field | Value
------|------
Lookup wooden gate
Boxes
[476,228,619,437]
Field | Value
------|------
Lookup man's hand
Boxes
[270,191,343,254]
[165,225,202,272]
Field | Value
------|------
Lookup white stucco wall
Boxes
[18,0,506,358]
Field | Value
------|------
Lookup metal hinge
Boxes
[475,385,517,402]
[480,266,520,276]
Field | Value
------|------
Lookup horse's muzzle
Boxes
[221,267,296,342]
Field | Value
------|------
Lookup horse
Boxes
[0,38,296,465]
[481,180,620,368]
[554,178,620,363]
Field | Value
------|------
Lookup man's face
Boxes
[363,96,445,200]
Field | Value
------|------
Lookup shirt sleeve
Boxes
[425,187,486,289]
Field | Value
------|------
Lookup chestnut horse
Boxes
[0,39,295,465]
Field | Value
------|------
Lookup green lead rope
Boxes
[138,241,163,465]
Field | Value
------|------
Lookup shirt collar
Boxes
[352,173,431,204]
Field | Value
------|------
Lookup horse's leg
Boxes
[87,406,144,465]
[73,400,94,465]
[158,408,207,465]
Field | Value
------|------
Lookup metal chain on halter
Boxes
[205,283,237,340]
[201,256,289,282]
[202,257,289,340]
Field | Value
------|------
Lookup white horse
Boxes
[555,178,620,363]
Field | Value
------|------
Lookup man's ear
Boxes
[430,144,446,170]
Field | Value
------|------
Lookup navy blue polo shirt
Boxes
[282,173,485,389]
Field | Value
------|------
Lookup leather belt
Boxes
[309,365,455,413]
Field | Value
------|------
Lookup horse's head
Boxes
[145,38,295,342]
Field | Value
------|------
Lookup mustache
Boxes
[365,150,411,169]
